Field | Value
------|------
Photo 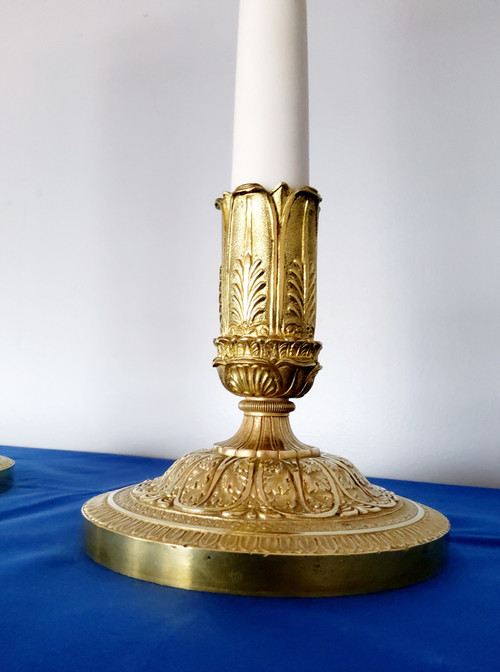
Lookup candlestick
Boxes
[82,182,449,595]
[231,0,309,190]
[81,1,449,595]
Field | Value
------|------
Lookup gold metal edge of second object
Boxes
[0,455,15,490]
[82,183,450,596]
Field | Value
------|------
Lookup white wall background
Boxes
[1,1,499,487]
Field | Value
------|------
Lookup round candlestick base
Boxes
[82,449,449,597]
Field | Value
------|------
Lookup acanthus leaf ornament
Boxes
[230,253,267,334]
[284,259,317,338]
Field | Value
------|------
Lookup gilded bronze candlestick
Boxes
[82,183,449,596]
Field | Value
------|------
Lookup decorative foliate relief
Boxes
[229,253,268,336]
[213,336,322,398]
[85,486,449,557]
[214,184,322,398]
[283,259,317,339]
[132,450,398,520]
[217,183,320,341]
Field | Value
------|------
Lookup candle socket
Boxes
[82,184,449,596]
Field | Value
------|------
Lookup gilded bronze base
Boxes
[83,486,448,597]
[0,455,14,491]
[82,400,449,596]
[0,455,14,477]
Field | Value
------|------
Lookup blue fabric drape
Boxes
[1,446,499,672]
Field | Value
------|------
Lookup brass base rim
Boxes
[82,488,449,597]
[0,455,14,477]
[0,455,14,492]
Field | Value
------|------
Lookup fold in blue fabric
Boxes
[1,446,499,672]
